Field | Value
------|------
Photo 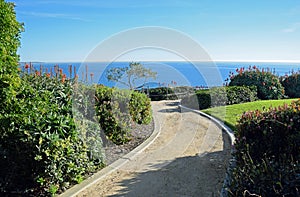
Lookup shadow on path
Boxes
[107,132,230,197]
[158,107,180,113]
[165,101,180,107]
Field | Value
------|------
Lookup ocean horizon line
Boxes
[20,60,300,64]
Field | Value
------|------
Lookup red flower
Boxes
[61,74,67,83]
[25,64,29,69]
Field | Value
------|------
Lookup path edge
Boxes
[178,104,236,197]
[58,104,161,197]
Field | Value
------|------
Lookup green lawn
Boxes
[201,99,298,130]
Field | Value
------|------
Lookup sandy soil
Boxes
[76,100,231,197]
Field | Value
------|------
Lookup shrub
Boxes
[95,86,131,145]
[130,91,152,124]
[181,86,257,110]
[228,66,285,100]
[280,72,300,98]
[226,86,258,105]
[95,85,152,145]
[0,73,104,196]
[229,100,300,196]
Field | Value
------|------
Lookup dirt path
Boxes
[77,100,231,197]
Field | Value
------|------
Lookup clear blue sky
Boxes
[11,0,300,62]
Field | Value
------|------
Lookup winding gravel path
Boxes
[74,100,231,197]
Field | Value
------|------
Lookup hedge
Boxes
[181,86,258,110]
[139,86,194,101]
[228,100,300,196]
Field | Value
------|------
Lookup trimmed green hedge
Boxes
[229,100,300,196]
[181,86,258,110]
[140,86,194,101]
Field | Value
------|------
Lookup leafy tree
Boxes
[106,62,157,89]
[0,0,24,107]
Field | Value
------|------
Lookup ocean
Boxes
[20,61,300,88]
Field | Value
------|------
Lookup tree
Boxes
[0,0,24,107]
[106,62,157,89]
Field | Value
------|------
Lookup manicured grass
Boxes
[201,99,298,130]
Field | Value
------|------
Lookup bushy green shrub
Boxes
[130,91,152,124]
[280,72,300,98]
[181,86,257,110]
[95,86,132,145]
[0,73,104,196]
[95,85,152,145]
[229,100,300,196]
[228,66,285,100]
[226,86,258,105]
